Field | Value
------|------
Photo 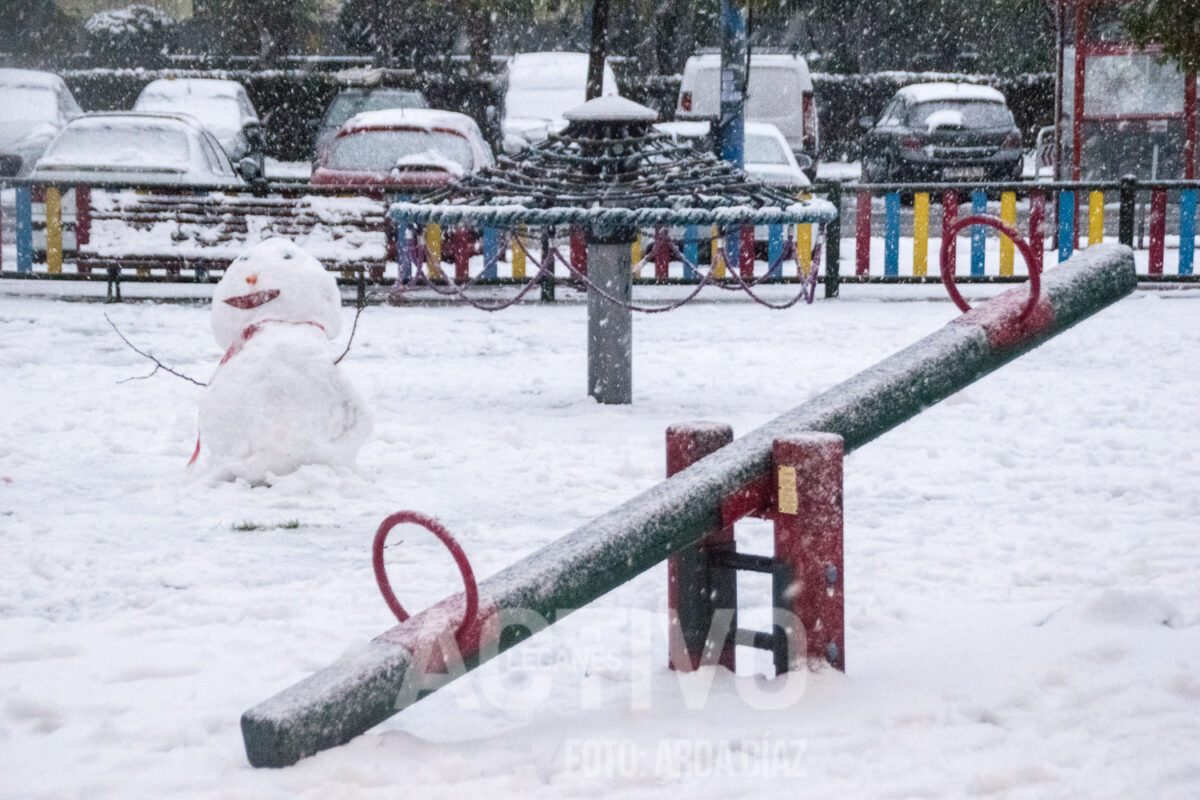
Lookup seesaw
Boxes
[241,239,1137,767]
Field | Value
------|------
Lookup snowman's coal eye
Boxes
[283,253,293,260]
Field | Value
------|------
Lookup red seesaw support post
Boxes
[668,427,844,675]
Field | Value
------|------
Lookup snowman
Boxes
[192,238,372,483]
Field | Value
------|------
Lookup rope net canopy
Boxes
[391,96,836,230]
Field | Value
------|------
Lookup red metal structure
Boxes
[1054,0,1198,181]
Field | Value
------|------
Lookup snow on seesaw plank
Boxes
[0,282,1197,798]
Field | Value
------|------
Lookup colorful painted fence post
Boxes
[999,191,1017,276]
[711,225,725,279]
[45,186,63,274]
[425,223,443,280]
[797,220,812,277]
[1058,190,1076,263]
[682,225,699,278]
[1149,188,1166,276]
[913,192,930,277]
[481,227,499,279]
[512,225,526,280]
[739,223,754,279]
[1030,190,1046,276]
[855,190,871,276]
[1087,190,1104,247]
[883,192,900,277]
[941,190,958,275]
[1180,189,1197,276]
[654,226,670,284]
[970,189,987,277]
[570,226,587,277]
[767,224,783,276]
[16,185,32,274]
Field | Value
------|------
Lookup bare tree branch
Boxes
[105,313,208,387]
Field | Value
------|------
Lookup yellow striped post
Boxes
[1088,191,1104,246]
[425,224,442,280]
[511,225,526,280]
[45,187,63,275]
[711,225,725,279]
[797,192,813,276]
[913,192,930,276]
[999,191,1017,276]
[631,232,642,264]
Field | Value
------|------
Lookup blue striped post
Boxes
[970,189,987,276]
[1058,191,1076,263]
[16,186,32,274]
[884,192,900,277]
[482,227,499,279]
[767,224,783,277]
[1180,189,1196,276]
[724,225,740,274]
[683,225,699,279]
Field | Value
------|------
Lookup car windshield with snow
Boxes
[30,112,240,185]
[311,109,493,190]
[0,69,82,177]
[860,82,1023,183]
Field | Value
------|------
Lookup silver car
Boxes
[0,69,83,177]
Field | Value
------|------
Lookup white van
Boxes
[675,52,819,176]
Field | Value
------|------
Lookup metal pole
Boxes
[824,180,841,298]
[718,0,747,168]
[587,226,633,404]
[242,244,1137,768]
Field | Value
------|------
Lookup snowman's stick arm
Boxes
[104,314,207,387]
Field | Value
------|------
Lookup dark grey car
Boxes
[860,83,1023,184]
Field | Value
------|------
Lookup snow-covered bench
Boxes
[76,191,393,285]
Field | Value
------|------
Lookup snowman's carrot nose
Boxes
[245,274,259,285]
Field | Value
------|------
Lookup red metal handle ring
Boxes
[940,214,1042,320]
[372,511,478,637]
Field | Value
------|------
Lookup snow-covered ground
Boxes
[1,276,1198,798]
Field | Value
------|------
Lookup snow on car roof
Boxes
[897,82,1006,104]
[342,108,478,133]
[0,68,68,91]
[138,78,244,98]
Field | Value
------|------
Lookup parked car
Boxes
[859,82,1024,183]
[133,78,263,173]
[310,108,494,191]
[502,52,619,153]
[0,69,83,177]
[311,87,428,164]
[675,53,819,179]
[655,120,810,190]
[30,112,247,186]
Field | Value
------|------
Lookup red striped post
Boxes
[855,190,871,275]
[1149,189,1166,275]
[570,226,587,277]
[942,190,959,274]
[653,225,670,284]
[667,423,737,673]
[772,433,844,672]
[1029,190,1045,276]
[453,224,471,282]
[739,223,754,278]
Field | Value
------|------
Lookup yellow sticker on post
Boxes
[777,465,798,515]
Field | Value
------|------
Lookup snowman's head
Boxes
[212,238,342,350]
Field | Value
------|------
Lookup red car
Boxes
[310,108,494,192]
